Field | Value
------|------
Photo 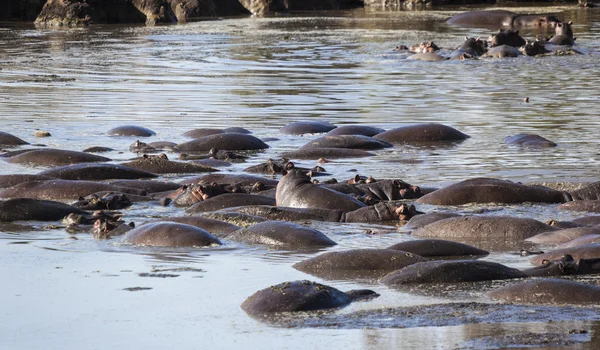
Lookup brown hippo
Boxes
[504,134,557,147]
[148,216,240,235]
[276,170,365,212]
[121,154,217,174]
[183,128,226,138]
[381,260,525,286]
[0,180,146,201]
[484,45,522,58]
[279,121,337,135]
[530,244,600,265]
[71,193,132,210]
[519,41,550,56]
[293,249,426,280]
[0,131,28,146]
[374,123,469,144]
[175,133,268,153]
[412,215,555,241]
[557,235,600,249]
[107,125,156,137]
[525,226,600,245]
[405,212,461,229]
[490,29,526,47]
[282,147,375,160]
[129,140,157,153]
[182,173,278,187]
[559,200,600,212]
[38,163,157,180]
[0,198,88,222]
[325,125,385,137]
[187,193,276,213]
[489,278,600,305]
[103,179,180,193]
[241,280,377,316]
[0,174,54,189]
[82,146,114,153]
[224,221,336,248]
[301,135,392,150]
[449,37,487,60]
[122,222,221,247]
[387,239,489,258]
[416,178,569,206]
[523,254,600,277]
[323,179,423,202]
[5,149,110,167]
[447,10,561,29]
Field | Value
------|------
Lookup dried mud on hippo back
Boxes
[0,180,147,201]
[175,133,269,153]
[489,278,600,305]
[121,154,217,174]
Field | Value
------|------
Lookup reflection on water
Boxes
[1,5,600,349]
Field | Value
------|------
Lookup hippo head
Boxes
[528,15,562,28]
[395,203,422,222]
[555,20,574,38]
[394,180,422,199]
[490,29,526,47]
[410,41,440,53]
[520,40,548,56]
[462,36,487,56]
[93,220,134,240]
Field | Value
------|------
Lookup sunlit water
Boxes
[1,4,600,349]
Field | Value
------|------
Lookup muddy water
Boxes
[1,4,600,349]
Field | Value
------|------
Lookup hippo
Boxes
[121,154,217,174]
[182,173,278,187]
[325,125,385,137]
[224,221,336,248]
[381,260,525,286]
[0,131,28,146]
[294,248,426,280]
[301,135,392,150]
[107,125,156,137]
[374,123,469,144]
[223,127,252,134]
[406,52,448,61]
[38,163,157,181]
[416,178,569,206]
[192,158,232,168]
[412,215,555,241]
[559,200,600,212]
[5,149,111,167]
[530,244,600,265]
[82,146,114,153]
[490,29,526,47]
[0,180,146,201]
[523,254,600,277]
[0,198,88,222]
[183,128,226,138]
[572,215,600,226]
[519,40,550,56]
[71,193,132,210]
[122,222,221,247]
[169,183,232,207]
[282,147,375,160]
[241,280,377,316]
[387,239,489,258]
[102,179,180,194]
[148,216,240,235]
[449,37,487,60]
[548,21,575,46]
[557,235,600,248]
[198,211,269,227]
[323,179,423,202]
[219,205,345,222]
[0,174,54,189]
[129,140,157,153]
[405,212,461,229]
[175,133,268,153]
[569,183,600,201]
[276,169,365,212]
[92,220,135,240]
[447,10,561,29]
[243,159,284,175]
[409,41,440,53]
[525,226,600,245]
[343,202,421,223]
[489,278,600,305]
[279,121,337,135]
[484,45,522,58]
[187,193,276,213]
[504,134,557,147]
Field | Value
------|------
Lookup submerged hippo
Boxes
[374,123,469,144]
[149,216,240,235]
[241,280,377,316]
[38,163,157,181]
[121,154,217,174]
[224,221,336,248]
[504,134,557,147]
[0,180,146,201]
[489,278,600,305]
[0,198,88,222]
[525,226,600,245]
[449,37,487,60]
[325,125,385,137]
[276,170,365,212]
[381,260,525,286]
[122,222,222,247]
[175,133,268,153]
[280,121,337,135]
[301,135,392,150]
[187,193,276,213]
[387,239,489,258]
[406,52,448,61]
[490,29,526,47]
[281,147,375,160]
[447,10,561,29]
[404,212,461,229]
[5,149,110,167]
[530,243,600,265]
[484,45,522,58]
[523,254,600,277]
[293,248,426,280]
[0,131,28,146]
[107,125,156,137]
[0,174,54,189]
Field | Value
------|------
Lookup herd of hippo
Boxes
[397,9,580,61]
[2,113,600,321]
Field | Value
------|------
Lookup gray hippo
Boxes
[548,21,575,46]
[5,149,110,167]
[38,163,157,180]
[103,179,180,194]
[525,226,600,245]
[519,40,550,56]
[504,134,557,147]
[449,37,487,60]
[0,174,54,189]
[187,193,276,212]
[0,180,146,201]
[282,147,375,160]
[175,133,268,153]
[224,221,336,248]
[121,154,217,174]
[182,173,278,187]
[293,248,426,280]
[530,244,600,265]
[557,235,600,249]
[489,278,600,305]
[484,45,522,58]
[412,215,555,241]
[241,280,377,316]
[148,216,240,235]
[276,169,365,212]
[301,135,392,150]
[325,125,385,137]
[107,125,156,137]
[122,222,222,247]
[374,123,469,144]
[523,254,600,277]
[183,128,227,138]
[416,178,569,205]
[405,212,461,229]
[447,10,561,29]
[0,131,28,146]
[387,239,489,258]
[280,121,336,135]
[559,200,600,212]
[381,260,525,285]
[323,179,423,202]
[490,29,526,47]
[0,198,88,222]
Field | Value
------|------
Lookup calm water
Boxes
[1,4,600,349]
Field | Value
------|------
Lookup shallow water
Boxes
[1,4,600,349]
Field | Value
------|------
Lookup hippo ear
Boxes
[464,36,469,41]
[568,20,573,25]
[281,169,288,176]
[285,161,295,170]
[354,174,360,183]
[159,153,168,160]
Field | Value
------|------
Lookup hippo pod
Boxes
[416,178,569,205]
[381,260,525,286]
[447,10,561,29]
[276,169,365,212]
[293,248,427,280]
[0,198,89,222]
[224,221,336,249]
[121,222,222,247]
[0,131,29,147]
[489,278,600,305]
[121,153,217,174]
[241,280,378,317]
